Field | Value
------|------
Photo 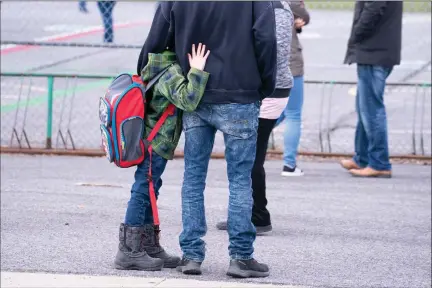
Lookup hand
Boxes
[295,18,305,29]
[188,43,210,71]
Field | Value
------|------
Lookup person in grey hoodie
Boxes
[217,0,294,235]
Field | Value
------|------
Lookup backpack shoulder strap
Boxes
[147,104,176,142]
[144,63,175,92]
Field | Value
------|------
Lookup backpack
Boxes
[98,66,174,227]
[98,66,173,168]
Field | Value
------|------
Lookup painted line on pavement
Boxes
[1,20,149,55]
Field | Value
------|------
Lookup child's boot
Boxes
[114,224,164,271]
[142,224,181,268]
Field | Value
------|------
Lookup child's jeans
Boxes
[124,151,167,226]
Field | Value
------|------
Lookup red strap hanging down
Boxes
[147,104,176,142]
[146,103,176,226]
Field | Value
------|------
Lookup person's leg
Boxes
[115,152,167,271]
[79,1,88,13]
[355,65,392,172]
[215,117,275,234]
[124,151,167,226]
[97,1,115,43]
[251,118,277,230]
[352,67,370,168]
[130,155,180,268]
[216,102,269,278]
[274,111,285,127]
[178,104,216,275]
[282,76,304,176]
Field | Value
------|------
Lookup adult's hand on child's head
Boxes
[188,43,210,71]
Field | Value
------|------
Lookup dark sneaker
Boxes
[216,221,272,235]
[176,257,202,275]
[281,165,304,177]
[141,224,181,268]
[227,259,269,278]
[256,225,272,235]
[216,221,228,230]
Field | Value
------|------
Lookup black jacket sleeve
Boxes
[252,1,277,99]
[136,2,173,75]
[351,1,387,44]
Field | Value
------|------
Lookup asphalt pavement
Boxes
[1,154,431,287]
[1,2,431,156]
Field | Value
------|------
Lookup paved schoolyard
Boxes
[1,2,431,155]
[1,154,431,287]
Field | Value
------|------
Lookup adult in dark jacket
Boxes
[341,1,402,178]
[137,1,277,278]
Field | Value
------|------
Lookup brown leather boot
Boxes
[349,167,392,178]
[142,224,181,268]
[340,159,361,170]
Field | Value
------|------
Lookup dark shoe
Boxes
[216,221,272,235]
[256,225,272,235]
[176,257,202,275]
[141,224,181,268]
[227,258,269,278]
[114,224,164,271]
[216,221,228,230]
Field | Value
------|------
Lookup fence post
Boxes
[46,76,54,149]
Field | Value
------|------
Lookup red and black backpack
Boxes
[98,66,174,226]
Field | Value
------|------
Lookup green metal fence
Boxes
[1,72,431,158]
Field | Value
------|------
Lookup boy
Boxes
[114,43,210,271]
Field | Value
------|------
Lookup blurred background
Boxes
[1,1,431,157]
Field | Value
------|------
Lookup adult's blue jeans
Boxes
[179,102,259,262]
[276,76,304,168]
[353,64,393,171]
[124,151,167,226]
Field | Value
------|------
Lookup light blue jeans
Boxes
[179,102,259,262]
[276,76,304,168]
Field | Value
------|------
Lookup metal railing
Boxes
[1,72,431,158]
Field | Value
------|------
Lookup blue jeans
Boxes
[180,102,259,262]
[124,151,167,226]
[353,64,392,171]
[276,76,304,168]
[78,1,88,12]
[97,1,116,43]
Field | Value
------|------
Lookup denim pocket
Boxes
[219,102,259,139]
